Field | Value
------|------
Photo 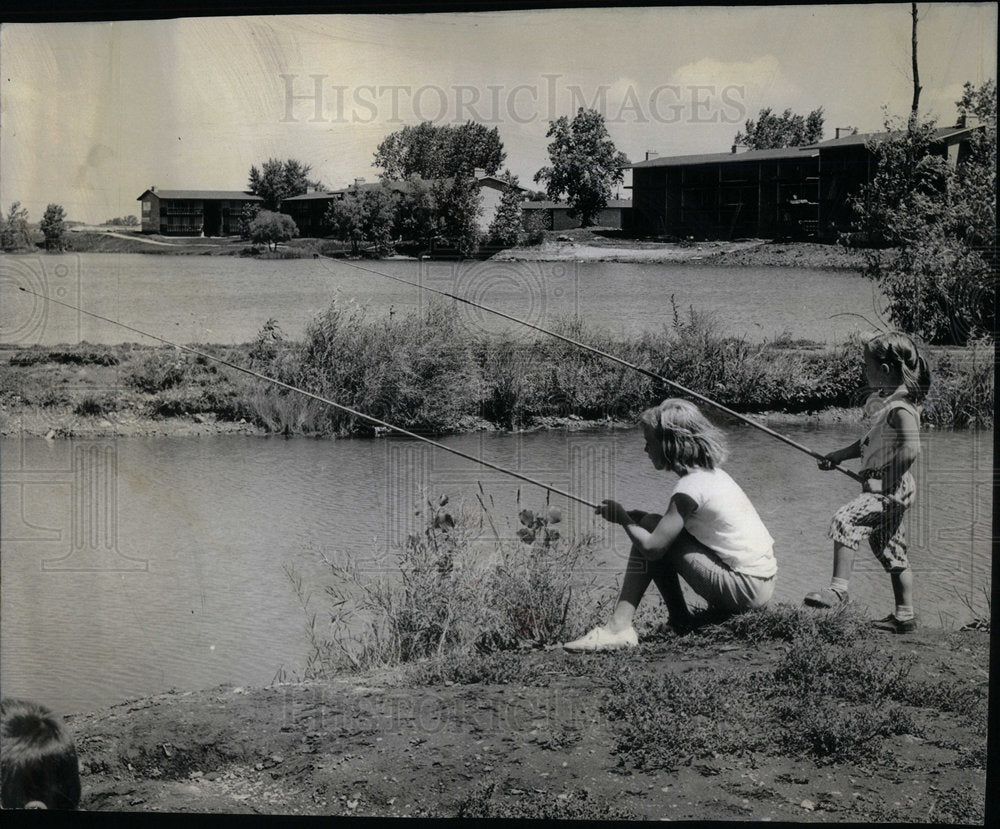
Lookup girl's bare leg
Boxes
[606,513,691,633]
[832,541,855,582]
[890,568,913,607]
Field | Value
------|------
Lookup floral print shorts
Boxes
[828,473,915,572]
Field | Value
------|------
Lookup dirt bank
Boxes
[494,230,868,270]
[67,620,988,819]
[37,228,870,269]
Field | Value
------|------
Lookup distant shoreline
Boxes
[23,228,870,270]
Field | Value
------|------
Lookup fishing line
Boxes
[319,254,864,484]
[16,286,601,510]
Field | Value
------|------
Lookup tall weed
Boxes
[287,495,608,677]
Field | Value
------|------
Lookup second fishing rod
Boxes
[320,255,864,485]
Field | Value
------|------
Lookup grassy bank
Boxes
[65,498,990,818]
[67,613,989,819]
[1,301,992,437]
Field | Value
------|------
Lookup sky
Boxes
[1,3,996,223]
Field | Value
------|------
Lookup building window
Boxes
[142,201,151,215]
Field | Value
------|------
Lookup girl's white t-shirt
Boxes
[671,467,777,578]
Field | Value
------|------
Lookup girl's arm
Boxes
[597,496,693,561]
[876,407,920,492]
[818,439,862,469]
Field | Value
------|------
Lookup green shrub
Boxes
[286,496,608,677]
[923,338,994,428]
[780,699,915,764]
[725,603,872,644]
[73,394,118,416]
[300,300,482,434]
[126,352,188,393]
[144,388,207,418]
[9,347,119,367]
[475,335,536,428]
[603,605,923,770]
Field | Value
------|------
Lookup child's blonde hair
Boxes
[865,331,932,403]
[640,398,728,471]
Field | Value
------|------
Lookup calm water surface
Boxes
[1,253,879,345]
[2,426,991,714]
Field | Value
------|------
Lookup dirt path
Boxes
[68,229,220,248]
[67,627,988,820]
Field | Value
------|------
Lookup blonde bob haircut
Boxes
[640,398,729,472]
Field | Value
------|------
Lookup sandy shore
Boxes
[493,232,868,270]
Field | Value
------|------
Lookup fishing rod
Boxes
[16,286,601,511]
[320,255,865,485]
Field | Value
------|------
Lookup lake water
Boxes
[1,425,991,714]
[0,253,880,346]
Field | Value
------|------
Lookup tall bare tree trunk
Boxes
[910,2,922,129]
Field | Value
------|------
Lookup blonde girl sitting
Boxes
[564,398,777,652]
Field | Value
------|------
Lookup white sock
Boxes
[895,604,914,621]
[830,577,849,596]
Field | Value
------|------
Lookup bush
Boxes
[854,87,996,345]
[73,394,118,416]
[125,352,187,393]
[522,210,550,245]
[923,338,994,428]
[249,210,298,252]
[9,347,119,367]
[300,300,482,434]
[286,496,608,677]
[602,605,924,770]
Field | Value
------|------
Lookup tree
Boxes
[238,203,262,240]
[325,195,365,255]
[1,202,32,251]
[361,185,399,257]
[248,158,319,211]
[734,107,825,149]
[534,108,629,227]
[249,210,299,251]
[853,81,996,344]
[39,204,66,251]
[324,184,399,257]
[433,175,482,257]
[394,177,439,248]
[102,215,138,226]
[373,121,505,180]
[486,171,524,248]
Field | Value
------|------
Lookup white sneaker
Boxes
[562,625,638,652]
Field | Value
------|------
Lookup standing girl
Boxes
[804,331,931,633]
[564,398,776,651]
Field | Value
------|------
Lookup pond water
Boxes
[1,425,991,714]
[1,253,880,346]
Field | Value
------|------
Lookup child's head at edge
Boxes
[1,698,81,810]
[863,331,932,403]
[640,398,728,474]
